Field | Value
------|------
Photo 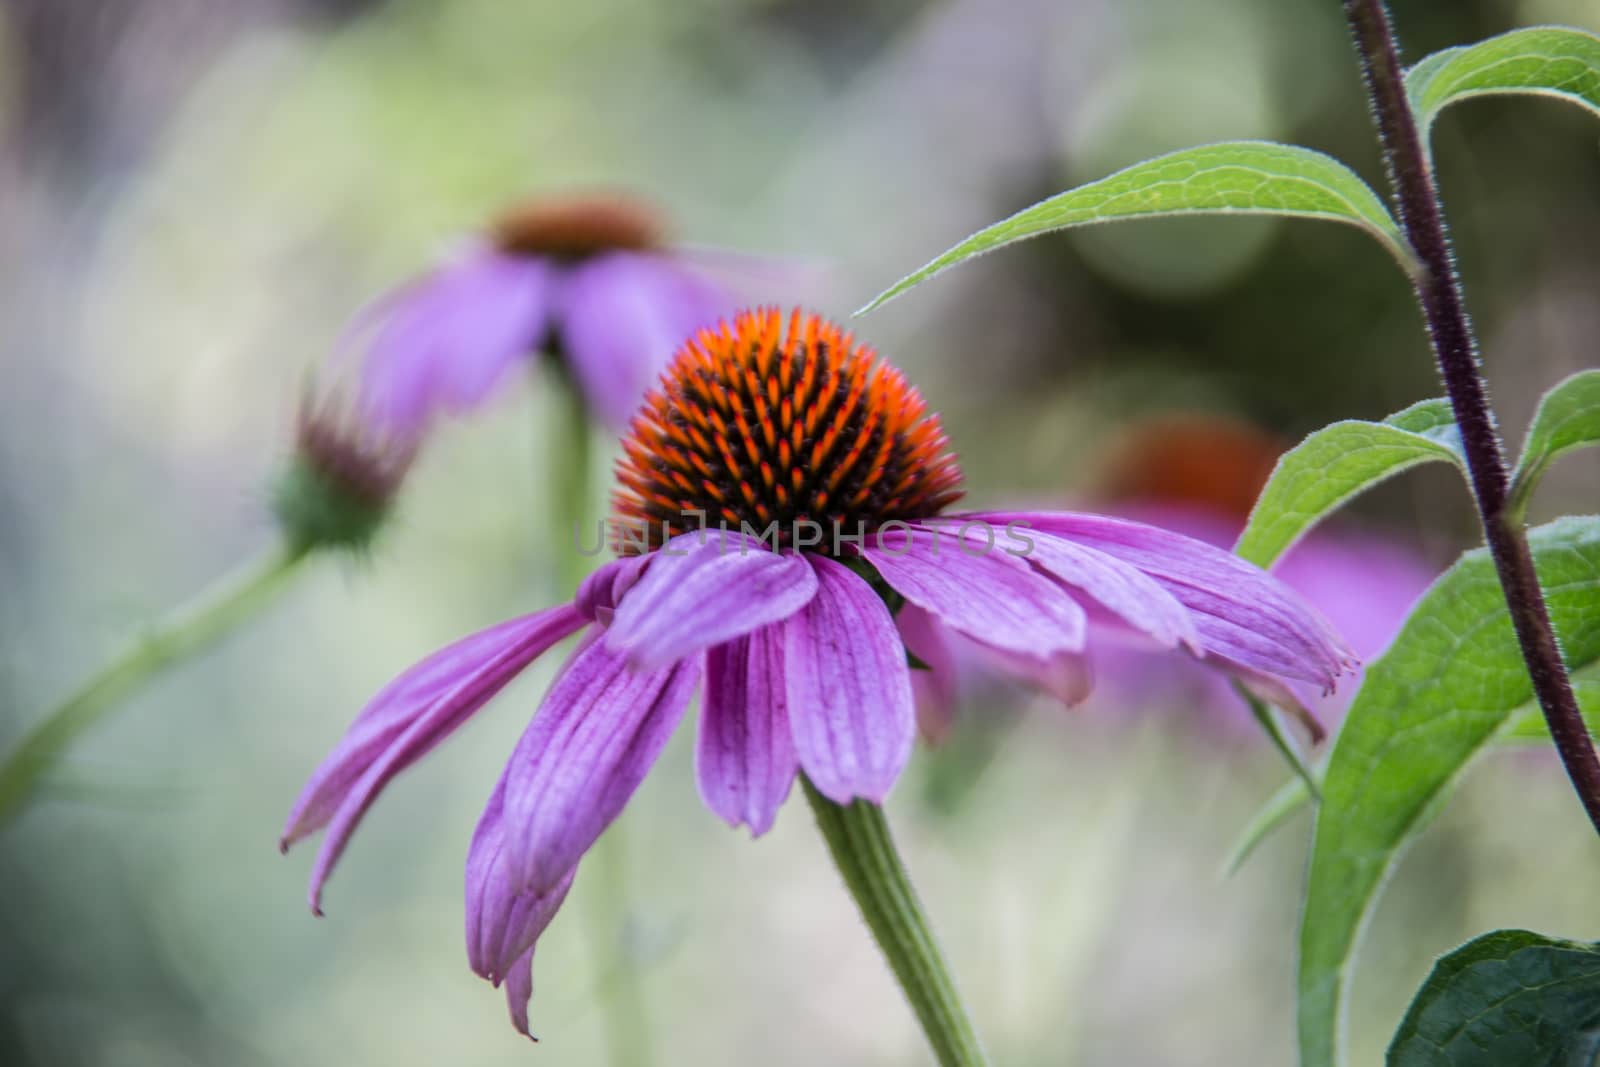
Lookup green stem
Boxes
[547,359,596,596]
[0,542,310,825]
[801,775,989,1067]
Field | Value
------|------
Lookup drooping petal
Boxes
[352,249,552,438]
[605,530,818,668]
[785,555,915,804]
[282,605,586,914]
[861,525,1086,659]
[1180,583,1352,690]
[897,605,960,743]
[466,777,578,985]
[993,511,1355,689]
[697,627,796,835]
[559,251,731,428]
[503,639,701,896]
[984,519,1202,653]
[503,946,538,1039]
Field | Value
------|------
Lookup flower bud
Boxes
[271,389,415,553]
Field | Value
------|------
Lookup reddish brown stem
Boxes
[1341,0,1600,834]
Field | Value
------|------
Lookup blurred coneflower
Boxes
[282,310,1354,1037]
[345,191,736,436]
[1087,415,1438,735]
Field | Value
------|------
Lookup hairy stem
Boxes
[0,542,310,824]
[1341,0,1600,833]
[802,776,989,1067]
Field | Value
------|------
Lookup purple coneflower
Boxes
[282,309,1353,1037]
[346,192,733,437]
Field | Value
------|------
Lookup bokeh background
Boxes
[3,0,1598,1063]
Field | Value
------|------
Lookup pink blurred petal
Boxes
[559,251,733,428]
[897,604,959,743]
[977,643,1095,708]
[353,248,552,437]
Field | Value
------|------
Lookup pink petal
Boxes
[975,642,1095,707]
[559,251,732,429]
[1235,670,1328,745]
[504,946,538,1039]
[605,530,819,668]
[861,525,1086,658]
[995,511,1355,689]
[784,555,915,804]
[503,639,701,896]
[575,553,654,624]
[466,777,578,984]
[352,248,552,437]
[995,522,1202,653]
[897,605,959,743]
[282,605,585,914]
[696,627,797,835]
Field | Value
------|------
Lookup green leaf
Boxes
[1298,516,1600,1067]
[1511,371,1600,518]
[1408,27,1600,135]
[1233,399,1467,569]
[858,142,1415,313]
[1388,929,1600,1066]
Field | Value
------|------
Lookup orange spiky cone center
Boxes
[612,308,965,554]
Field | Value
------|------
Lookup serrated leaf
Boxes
[1233,399,1467,569]
[1298,516,1600,1067]
[1408,27,1600,135]
[1511,370,1600,518]
[1388,929,1600,1066]
[858,142,1415,313]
